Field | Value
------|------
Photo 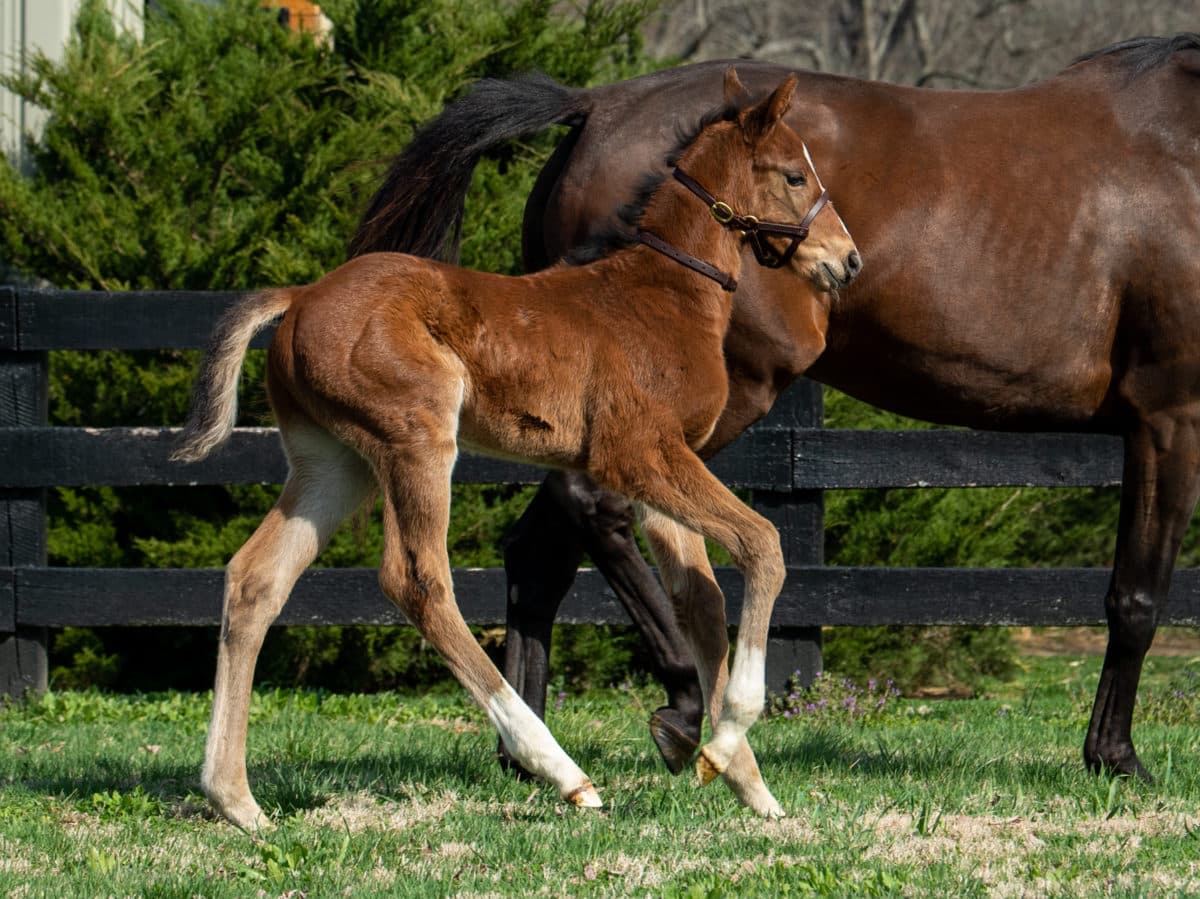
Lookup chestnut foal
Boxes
[173,71,859,831]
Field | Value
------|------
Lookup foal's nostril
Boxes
[844,251,863,281]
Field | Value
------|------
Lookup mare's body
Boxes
[352,35,1200,780]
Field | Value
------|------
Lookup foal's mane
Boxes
[563,99,743,267]
[1070,32,1200,77]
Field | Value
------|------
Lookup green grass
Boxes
[3,655,1200,896]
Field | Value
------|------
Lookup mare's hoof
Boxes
[1087,748,1153,784]
[566,781,603,808]
[649,707,700,776]
[1114,758,1153,785]
[695,747,724,786]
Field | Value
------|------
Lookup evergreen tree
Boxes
[0,0,656,689]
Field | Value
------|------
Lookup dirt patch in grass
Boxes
[300,788,459,832]
[0,848,36,877]
[563,850,696,892]
[1013,626,1200,657]
[748,802,1200,896]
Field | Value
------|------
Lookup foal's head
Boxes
[676,69,862,292]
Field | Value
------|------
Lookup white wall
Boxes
[0,1,143,168]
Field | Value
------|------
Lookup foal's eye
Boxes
[785,171,807,187]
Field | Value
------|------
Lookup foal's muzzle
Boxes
[820,249,863,291]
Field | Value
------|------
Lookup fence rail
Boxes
[2,288,1196,699]
[9,565,1200,629]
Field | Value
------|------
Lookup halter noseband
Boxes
[636,168,831,292]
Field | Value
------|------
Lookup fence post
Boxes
[753,378,823,692]
[1,287,49,700]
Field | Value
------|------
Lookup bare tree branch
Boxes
[642,0,1200,89]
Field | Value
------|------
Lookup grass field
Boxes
[3,651,1200,897]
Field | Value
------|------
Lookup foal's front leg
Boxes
[639,507,784,817]
[598,437,786,814]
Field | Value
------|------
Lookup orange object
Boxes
[263,1,329,36]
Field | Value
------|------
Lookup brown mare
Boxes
[174,73,859,830]
[351,34,1200,789]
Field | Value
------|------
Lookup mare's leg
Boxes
[501,470,704,775]
[204,424,373,832]
[376,443,600,808]
[498,476,586,777]
[1085,412,1200,779]
[598,438,786,815]
[639,507,783,817]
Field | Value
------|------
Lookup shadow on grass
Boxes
[257,742,502,817]
[19,717,1163,824]
[13,738,519,821]
[765,727,1079,791]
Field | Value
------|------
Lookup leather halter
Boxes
[636,167,831,292]
[636,229,738,292]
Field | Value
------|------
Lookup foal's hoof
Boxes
[247,815,276,836]
[216,801,274,834]
[695,747,725,786]
[649,707,700,776]
[565,781,603,809]
[759,799,787,820]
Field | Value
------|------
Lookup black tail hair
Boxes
[349,73,587,261]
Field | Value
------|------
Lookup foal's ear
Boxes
[723,66,752,106]
[742,75,798,141]
[766,76,798,124]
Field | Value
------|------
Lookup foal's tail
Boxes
[171,289,294,464]
[348,73,587,260]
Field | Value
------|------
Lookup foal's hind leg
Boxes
[639,507,783,817]
[204,424,373,832]
[374,445,601,808]
[1085,411,1200,779]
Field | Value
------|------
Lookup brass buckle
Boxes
[710,201,735,224]
[735,214,758,239]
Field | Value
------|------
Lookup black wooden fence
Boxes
[4,287,1200,698]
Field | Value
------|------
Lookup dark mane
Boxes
[1070,33,1200,77]
[563,99,743,266]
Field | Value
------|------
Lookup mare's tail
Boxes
[171,289,295,463]
[348,73,587,260]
